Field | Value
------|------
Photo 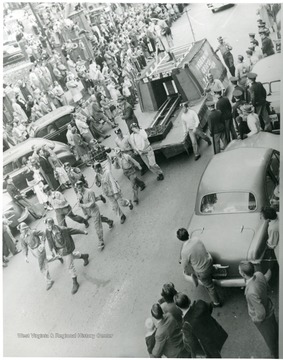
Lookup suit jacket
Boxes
[184,300,228,357]
[248,82,267,107]
[161,302,183,325]
[231,85,245,103]
[151,313,184,358]
[245,271,274,323]
[45,225,85,256]
[216,96,232,121]
[122,102,138,123]
[261,37,275,56]
[39,155,54,175]
[207,109,225,135]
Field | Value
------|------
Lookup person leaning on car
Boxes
[177,228,222,307]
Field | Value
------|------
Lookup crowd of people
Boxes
[2,3,280,358]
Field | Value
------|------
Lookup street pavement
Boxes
[3,3,279,358]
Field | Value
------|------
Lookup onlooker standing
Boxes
[145,317,157,356]
[38,148,60,190]
[238,262,278,358]
[181,103,211,161]
[150,303,186,358]
[206,101,227,154]
[261,207,279,261]
[129,123,164,181]
[247,72,271,131]
[159,283,182,324]
[3,217,21,259]
[44,217,89,295]
[241,104,262,137]
[177,228,222,307]
[259,29,275,57]
[174,293,228,358]
[215,36,235,76]
[118,96,140,134]
[215,91,237,143]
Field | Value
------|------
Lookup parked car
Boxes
[3,40,25,66]
[33,105,75,144]
[3,138,76,195]
[185,146,279,287]
[3,191,29,229]
[252,53,281,126]
[207,3,235,12]
[225,132,280,152]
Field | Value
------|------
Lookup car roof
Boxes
[199,148,273,194]
[33,105,74,131]
[3,138,54,166]
[225,132,280,152]
[252,53,281,84]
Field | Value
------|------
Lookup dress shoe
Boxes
[98,243,105,251]
[108,220,114,229]
[100,195,106,203]
[14,249,22,255]
[140,185,146,191]
[195,155,201,161]
[58,257,64,264]
[133,199,139,205]
[104,134,111,139]
[212,301,222,308]
[46,280,55,291]
[81,254,89,266]
[3,263,8,268]
[208,140,212,146]
[128,200,133,210]
[120,214,126,224]
[84,220,89,228]
[71,277,79,294]
[157,174,164,181]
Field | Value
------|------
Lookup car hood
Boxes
[188,212,264,265]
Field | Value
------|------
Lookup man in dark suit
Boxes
[5,175,42,219]
[118,96,140,134]
[38,148,59,190]
[150,303,186,358]
[230,77,246,103]
[259,29,275,57]
[239,261,278,358]
[174,292,228,358]
[206,101,227,154]
[247,72,271,131]
[215,91,237,143]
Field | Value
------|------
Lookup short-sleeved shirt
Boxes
[181,237,212,274]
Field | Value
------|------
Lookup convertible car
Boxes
[185,144,279,287]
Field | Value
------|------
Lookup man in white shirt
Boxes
[181,103,211,161]
[129,123,164,181]
[241,105,261,137]
[74,113,94,144]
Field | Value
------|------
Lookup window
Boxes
[200,192,257,214]
[55,114,72,129]
[37,128,48,137]
[3,162,17,175]
[270,81,280,93]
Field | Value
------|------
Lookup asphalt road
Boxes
[3,3,279,358]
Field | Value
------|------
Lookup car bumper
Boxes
[183,272,246,287]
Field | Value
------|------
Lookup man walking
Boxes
[177,228,222,307]
[239,261,278,358]
[181,102,211,161]
[93,163,133,225]
[43,185,89,228]
[76,180,113,251]
[206,101,227,154]
[44,217,89,295]
[215,36,235,76]
[174,292,228,358]
[113,149,146,205]
[215,91,237,143]
[118,96,140,134]
[129,123,164,181]
[19,222,57,291]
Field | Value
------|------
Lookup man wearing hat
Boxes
[206,101,227,154]
[76,180,114,250]
[247,72,271,131]
[113,148,146,205]
[19,222,57,291]
[239,261,278,358]
[44,217,89,295]
[5,175,43,219]
[230,77,246,103]
[90,95,117,129]
[249,33,259,47]
[43,184,89,228]
[232,89,246,123]
[235,55,250,88]
[118,95,140,134]
[181,103,211,161]
[89,139,112,169]
[259,29,275,57]
[129,123,164,181]
[245,49,259,70]
[215,36,235,76]
[64,162,88,191]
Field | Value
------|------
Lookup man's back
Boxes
[249,82,266,106]
[216,96,232,120]
[207,109,225,135]
[152,313,183,358]
[181,237,212,274]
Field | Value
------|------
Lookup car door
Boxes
[265,151,279,204]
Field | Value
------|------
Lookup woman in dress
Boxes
[66,74,83,104]
[45,149,71,190]
[71,127,92,166]
[26,169,52,210]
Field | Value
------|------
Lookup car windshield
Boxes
[200,192,256,214]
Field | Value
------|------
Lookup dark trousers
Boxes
[254,313,278,358]
[223,52,235,76]
[212,131,227,154]
[224,118,237,143]
[196,265,220,305]
[55,205,86,227]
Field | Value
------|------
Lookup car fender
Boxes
[247,219,268,261]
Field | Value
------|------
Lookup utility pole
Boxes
[185,9,196,43]
[29,2,52,49]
